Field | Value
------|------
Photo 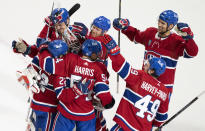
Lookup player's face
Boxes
[55,22,67,35]
[90,25,103,37]
[158,19,168,34]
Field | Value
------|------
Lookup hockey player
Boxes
[100,35,169,131]
[112,10,198,99]
[12,8,87,57]
[86,16,111,66]
[13,8,72,131]
[38,39,115,131]
[86,16,112,131]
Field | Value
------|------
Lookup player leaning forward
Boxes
[38,39,115,131]
[100,35,169,131]
[113,10,198,99]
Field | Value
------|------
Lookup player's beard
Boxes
[158,28,169,37]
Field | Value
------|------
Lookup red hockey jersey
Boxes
[86,34,114,66]
[110,54,169,131]
[39,50,112,121]
[122,26,198,94]
[30,56,58,113]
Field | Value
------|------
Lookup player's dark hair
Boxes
[150,69,159,78]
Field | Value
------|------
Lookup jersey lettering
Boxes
[74,65,94,77]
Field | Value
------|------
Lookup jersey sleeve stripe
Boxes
[183,49,194,58]
[31,99,57,108]
[118,61,131,79]
[44,57,55,74]
[55,86,64,98]
[155,112,168,122]
[161,57,178,68]
[94,82,109,94]
[95,90,110,97]
[32,56,40,68]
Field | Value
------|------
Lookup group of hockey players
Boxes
[12,5,198,131]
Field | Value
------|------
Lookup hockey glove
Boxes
[71,22,88,39]
[92,95,105,111]
[12,39,31,55]
[100,34,120,55]
[153,126,162,131]
[44,16,55,27]
[16,67,41,93]
[72,78,95,96]
[113,18,130,31]
[44,15,63,26]
[175,22,193,40]
[38,39,50,53]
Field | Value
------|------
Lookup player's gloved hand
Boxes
[16,66,41,93]
[44,14,64,26]
[71,22,88,39]
[152,126,162,131]
[92,95,105,111]
[100,34,120,55]
[175,22,193,40]
[38,39,50,53]
[12,39,31,55]
[72,78,95,96]
[44,16,55,26]
[113,18,130,31]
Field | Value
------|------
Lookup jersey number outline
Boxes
[134,95,160,121]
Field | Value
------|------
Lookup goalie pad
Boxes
[16,66,41,93]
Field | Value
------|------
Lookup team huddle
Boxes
[12,6,198,131]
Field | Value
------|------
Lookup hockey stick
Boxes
[156,90,205,131]
[116,0,122,94]
[46,2,55,41]
[68,3,80,17]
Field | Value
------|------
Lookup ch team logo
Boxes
[144,51,161,61]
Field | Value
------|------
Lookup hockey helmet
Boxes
[51,8,69,24]
[82,39,102,57]
[92,16,111,33]
[149,57,166,76]
[48,40,69,58]
[159,10,178,26]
